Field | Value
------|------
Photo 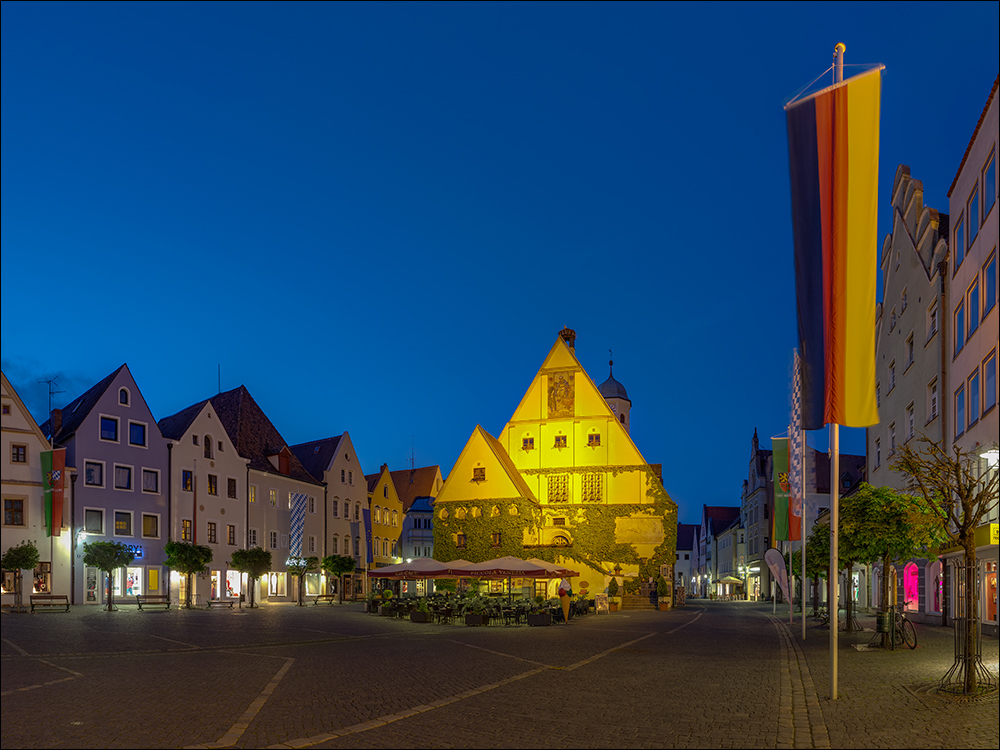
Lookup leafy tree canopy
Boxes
[840,482,944,564]
[285,556,318,577]
[231,547,272,579]
[1,540,40,571]
[83,540,136,573]
[321,554,356,578]
[163,539,213,575]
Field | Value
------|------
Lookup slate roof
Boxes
[390,465,441,512]
[289,435,343,484]
[41,365,126,442]
[703,505,741,536]
[366,471,382,493]
[208,386,321,485]
[408,496,434,514]
[157,399,210,441]
[676,523,699,551]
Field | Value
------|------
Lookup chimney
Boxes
[559,326,576,351]
[50,408,63,438]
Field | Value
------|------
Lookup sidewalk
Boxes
[768,605,999,749]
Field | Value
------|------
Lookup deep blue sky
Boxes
[3,2,997,525]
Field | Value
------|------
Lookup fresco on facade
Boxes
[547,371,574,418]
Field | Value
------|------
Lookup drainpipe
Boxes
[70,473,77,604]
[937,257,948,627]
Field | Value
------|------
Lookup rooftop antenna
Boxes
[36,375,65,415]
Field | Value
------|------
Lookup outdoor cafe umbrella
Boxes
[525,558,580,579]
[370,558,455,580]
[462,557,568,605]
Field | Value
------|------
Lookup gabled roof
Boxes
[40,365,126,442]
[1,371,52,448]
[948,75,998,198]
[390,465,441,512]
[478,426,539,503]
[676,523,699,551]
[157,399,210,441]
[703,505,741,536]
[366,471,382,493]
[290,435,343,484]
[209,386,321,485]
[408,496,434,513]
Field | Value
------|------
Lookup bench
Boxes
[136,594,171,610]
[313,594,336,605]
[30,594,69,613]
[207,598,235,609]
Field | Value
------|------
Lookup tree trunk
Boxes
[106,569,114,612]
[339,575,344,605]
[298,575,305,606]
[964,541,979,694]
[249,577,257,608]
[845,562,854,632]
[185,572,193,609]
[881,554,892,648]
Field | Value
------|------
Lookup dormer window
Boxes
[119,388,129,405]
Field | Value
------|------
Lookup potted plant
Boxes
[657,576,671,611]
[378,589,394,616]
[410,598,431,623]
[463,595,488,626]
[526,595,551,626]
[365,590,377,613]
[607,577,620,612]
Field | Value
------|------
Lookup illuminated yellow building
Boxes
[366,463,403,571]
[434,328,678,601]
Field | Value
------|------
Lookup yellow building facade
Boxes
[434,329,678,600]
[366,463,403,570]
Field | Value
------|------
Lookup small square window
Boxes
[554,435,567,449]
[129,422,146,446]
[473,467,486,482]
[100,417,119,442]
[4,498,25,526]
[142,514,158,538]
[1,404,10,415]
[11,444,27,463]
[85,508,104,534]
[522,437,534,450]
[588,433,601,447]
[114,465,132,490]
[85,461,104,487]
[114,511,132,536]
[142,469,159,493]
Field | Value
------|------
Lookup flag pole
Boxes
[829,41,845,702]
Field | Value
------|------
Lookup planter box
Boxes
[609,603,619,612]
[526,612,552,626]
[658,603,669,611]
[378,605,393,616]
[464,613,487,626]
[410,611,430,623]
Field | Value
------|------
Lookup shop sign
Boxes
[123,544,144,558]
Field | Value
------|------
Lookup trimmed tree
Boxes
[163,540,213,609]
[1,540,41,612]
[286,556,319,605]
[839,482,943,645]
[230,547,271,608]
[894,437,1000,694]
[82,541,136,611]
[321,554,356,604]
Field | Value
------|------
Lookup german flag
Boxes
[786,67,882,430]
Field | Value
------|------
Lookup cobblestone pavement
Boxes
[1,601,996,749]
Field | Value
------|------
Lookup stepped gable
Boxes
[209,385,320,485]
[290,435,343,483]
[390,466,441,512]
[40,365,125,441]
[157,399,209,440]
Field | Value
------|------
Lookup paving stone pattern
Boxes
[1,601,996,749]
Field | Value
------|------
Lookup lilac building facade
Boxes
[42,364,170,605]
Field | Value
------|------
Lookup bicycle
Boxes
[892,602,917,650]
